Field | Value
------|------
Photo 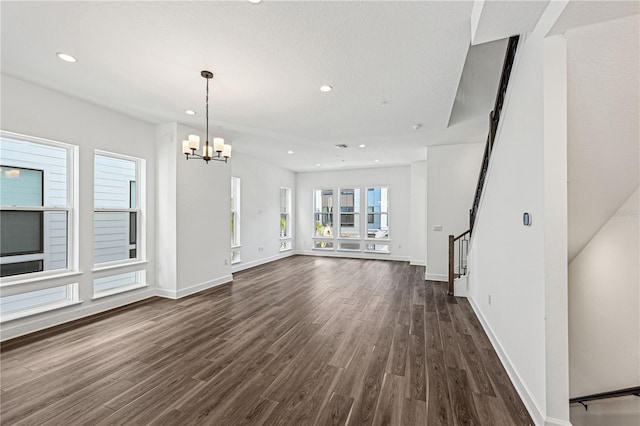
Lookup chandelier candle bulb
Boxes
[223,144,232,158]
[214,137,225,153]
[182,140,191,154]
[188,134,200,150]
[204,144,213,158]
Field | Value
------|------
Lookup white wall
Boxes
[568,188,640,426]
[155,123,233,299]
[564,15,640,426]
[566,15,640,262]
[230,152,296,272]
[295,166,411,261]
[426,143,484,281]
[410,161,427,266]
[0,74,157,339]
[467,29,570,425]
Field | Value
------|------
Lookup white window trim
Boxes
[366,186,390,241]
[280,187,292,251]
[312,188,336,250]
[312,186,391,252]
[231,177,241,250]
[93,150,146,267]
[0,131,78,283]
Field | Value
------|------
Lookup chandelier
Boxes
[182,70,232,163]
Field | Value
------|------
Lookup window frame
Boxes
[338,187,361,240]
[312,188,334,243]
[280,187,292,252]
[0,131,78,282]
[365,186,390,242]
[311,185,391,254]
[93,150,146,269]
[0,282,80,323]
[231,176,241,264]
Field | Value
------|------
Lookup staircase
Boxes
[448,35,520,296]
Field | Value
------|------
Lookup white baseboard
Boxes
[545,417,572,426]
[410,259,426,266]
[1,287,156,341]
[155,275,233,300]
[426,272,448,282]
[231,251,295,274]
[295,250,410,263]
[467,297,546,425]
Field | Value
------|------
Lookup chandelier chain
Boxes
[205,76,209,145]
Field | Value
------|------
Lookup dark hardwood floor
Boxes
[0,256,533,425]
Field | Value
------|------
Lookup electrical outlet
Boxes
[488,294,492,305]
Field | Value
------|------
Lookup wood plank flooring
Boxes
[0,256,533,425]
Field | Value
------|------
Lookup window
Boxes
[1,284,79,322]
[0,133,73,278]
[311,185,390,254]
[339,188,360,238]
[94,270,145,299]
[280,187,292,252]
[366,187,389,253]
[231,177,241,264]
[94,152,143,266]
[0,132,78,321]
[366,187,389,239]
[314,189,333,237]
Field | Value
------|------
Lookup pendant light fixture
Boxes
[182,70,231,163]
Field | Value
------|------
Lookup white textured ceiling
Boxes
[471,0,550,45]
[549,0,640,36]
[1,0,518,171]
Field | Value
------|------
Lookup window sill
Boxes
[231,260,242,265]
[337,249,362,252]
[0,299,83,323]
[279,248,292,253]
[364,251,391,254]
[0,270,82,287]
[93,260,148,273]
[92,283,148,300]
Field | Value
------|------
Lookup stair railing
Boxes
[448,230,471,296]
[470,35,520,232]
[570,386,640,411]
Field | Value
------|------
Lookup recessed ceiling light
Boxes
[287,150,294,154]
[248,0,262,3]
[320,85,333,93]
[358,144,366,148]
[316,163,321,167]
[185,110,196,115]
[374,159,380,163]
[56,52,77,63]
[412,123,422,130]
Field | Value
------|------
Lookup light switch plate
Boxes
[434,225,443,231]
